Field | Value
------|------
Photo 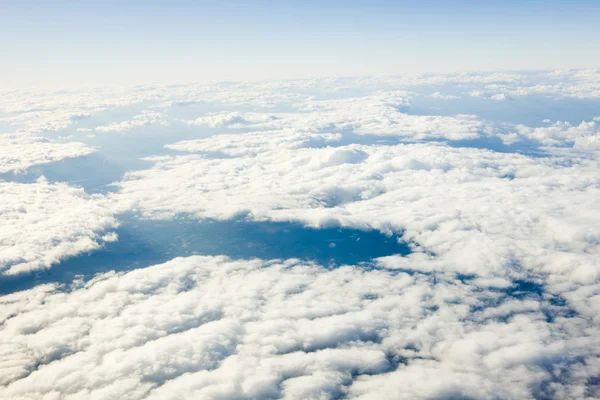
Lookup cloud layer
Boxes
[0,178,118,275]
[184,92,488,141]
[0,134,94,174]
[2,71,600,399]
[114,133,600,288]
[1,255,597,399]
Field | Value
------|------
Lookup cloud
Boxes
[95,111,169,133]
[0,129,115,276]
[2,71,600,399]
[459,69,600,100]
[0,133,95,174]
[2,70,597,142]
[526,69,600,99]
[0,178,118,275]
[468,90,511,101]
[1,70,599,140]
[113,132,600,298]
[288,92,489,141]
[167,130,342,157]
[0,85,172,134]
[184,92,489,141]
[187,112,277,128]
[0,255,597,399]
[511,118,600,148]
[430,92,460,100]
[490,93,511,101]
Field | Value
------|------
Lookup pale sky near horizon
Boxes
[2,0,600,88]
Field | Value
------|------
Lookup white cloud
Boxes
[187,112,277,128]
[3,71,600,399]
[0,255,597,399]
[95,111,169,133]
[0,86,172,134]
[167,130,342,157]
[1,70,597,141]
[430,92,460,100]
[113,133,600,296]
[0,178,118,275]
[184,92,489,142]
[0,133,95,174]
[524,69,600,99]
[1,70,598,140]
[468,90,511,101]
[512,118,600,148]
[460,70,600,100]
[294,93,486,140]
[490,93,511,101]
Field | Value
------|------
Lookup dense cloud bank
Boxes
[0,134,94,174]
[1,71,600,399]
[1,255,598,399]
[114,136,600,290]
[0,178,118,275]
[2,69,600,136]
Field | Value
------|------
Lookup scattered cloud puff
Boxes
[0,178,118,275]
[0,69,597,137]
[430,92,460,100]
[461,70,600,100]
[187,112,277,128]
[1,255,598,399]
[0,86,171,134]
[95,111,169,133]
[0,133,95,174]
[168,130,342,157]
[183,92,489,142]
[511,118,600,148]
[0,130,115,276]
[530,69,600,99]
[337,70,600,99]
[468,90,512,101]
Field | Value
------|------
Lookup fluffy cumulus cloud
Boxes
[94,110,170,133]
[182,92,489,141]
[512,118,600,148]
[457,69,600,100]
[188,112,278,128]
[3,71,600,399]
[0,130,117,276]
[108,125,600,399]
[2,69,599,139]
[1,255,598,399]
[113,133,600,285]
[0,134,95,174]
[523,69,600,99]
[0,86,170,134]
[468,90,512,101]
[430,92,460,100]
[0,178,118,275]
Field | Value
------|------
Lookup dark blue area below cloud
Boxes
[0,217,410,295]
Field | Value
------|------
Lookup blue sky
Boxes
[2,0,600,87]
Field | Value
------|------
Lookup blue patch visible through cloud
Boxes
[0,216,410,294]
[0,153,129,194]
